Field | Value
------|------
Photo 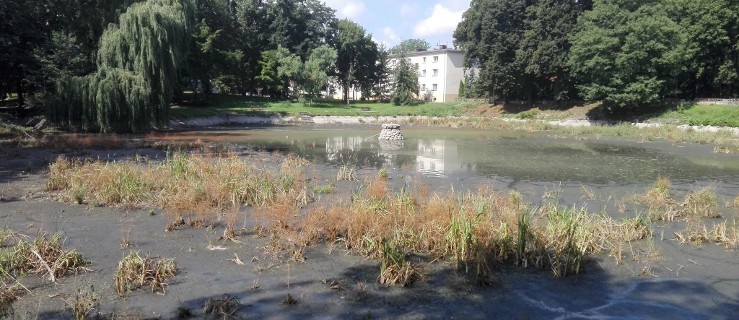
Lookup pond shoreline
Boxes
[170,114,739,136]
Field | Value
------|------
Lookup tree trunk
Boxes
[343,80,349,104]
[16,72,24,108]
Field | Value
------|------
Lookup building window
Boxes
[415,63,419,69]
[423,57,427,63]
[421,84,426,90]
[432,84,438,91]
[422,69,426,77]
[433,69,438,76]
[433,56,439,63]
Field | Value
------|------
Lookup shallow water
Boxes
[158,125,739,217]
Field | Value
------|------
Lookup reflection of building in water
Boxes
[416,139,462,176]
[325,136,365,162]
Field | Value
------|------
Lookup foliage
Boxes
[391,54,420,106]
[455,0,527,101]
[389,39,431,55]
[664,0,739,98]
[46,0,195,132]
[569,0,686,109]
[335,19,380,103]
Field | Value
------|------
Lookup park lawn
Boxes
[170,95,481,118]
[656,104,739,127]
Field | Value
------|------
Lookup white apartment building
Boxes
[389,46,467,103]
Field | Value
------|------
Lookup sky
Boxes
[322,0,472,49]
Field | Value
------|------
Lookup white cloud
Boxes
[412,4,464,37]
[323,0,366,21]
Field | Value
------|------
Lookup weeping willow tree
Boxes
[47,0,194,133]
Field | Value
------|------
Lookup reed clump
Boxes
[635,177,677,221]
[295,182,640,279]
[674,220,738,249]
[680,186,720,219]
[634,178,721,221]
[0,231,89,282]
[114,251,177,296]
[47,152,308,226]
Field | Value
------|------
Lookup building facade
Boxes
[389,47,466,103]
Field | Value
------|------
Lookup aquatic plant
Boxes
[47,151,309,227]
[114,251,177,296]
[0,231,88,282]
[681,186,719,219]
[378,236,416,286]
[336,165,357,181]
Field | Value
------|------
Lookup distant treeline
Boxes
[1,0,736,132]
[455,0,738,110]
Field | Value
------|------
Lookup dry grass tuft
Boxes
[114,251,177,296]
[297,185,644,279]
[65,286,99,320]
[0,231,89,282]
[634,178,721,221]
[378,238,416,286]
[635,177,677,221]
[681,187,720,219]
[675,220,738,249]
[336,165,357,181]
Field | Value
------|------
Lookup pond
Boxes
[157,125,739,218]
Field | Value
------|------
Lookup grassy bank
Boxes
[655,104,739,127]
[171,95,477,118]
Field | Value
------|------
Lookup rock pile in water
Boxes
[379,124,404,140]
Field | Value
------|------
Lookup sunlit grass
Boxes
[171,95,478,118]
[47,151,309,227]
[656,104,739,127]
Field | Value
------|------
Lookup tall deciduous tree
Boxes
[335,19,379,104]
[516,0,589,101]
[664,0,738,98]
[569,0,686,109]
[304,45,338,104]
[0,0,46,107]
[454,0,527,101]
[47,0,195,132]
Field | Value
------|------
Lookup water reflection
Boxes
[167,128,739,189]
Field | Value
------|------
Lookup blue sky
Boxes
[322,0,472,48]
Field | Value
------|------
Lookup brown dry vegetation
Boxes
[44,155,736,287]
[0,230,89,313]
[114,251,177,296]
[634,178,721,221]
[47,152,309,228]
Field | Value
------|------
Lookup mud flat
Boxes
[0,135,737,319]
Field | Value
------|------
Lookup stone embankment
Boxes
[170,115,739,136]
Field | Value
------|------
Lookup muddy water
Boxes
[158,126,739,217]
[149,125,739,318]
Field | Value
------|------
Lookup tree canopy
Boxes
[47,0,195,132]
[389,39,431,55]
[2,0,737,131]
[454,0,737,110]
